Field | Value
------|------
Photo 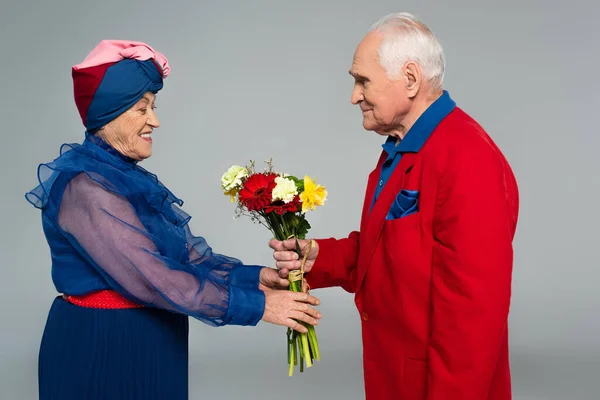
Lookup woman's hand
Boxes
[259,267,290,290]
[261,288,321,333]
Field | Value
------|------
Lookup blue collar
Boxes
[382,90,456,157]
[83,133,138,165]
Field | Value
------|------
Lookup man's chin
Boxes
[362,119,377,132]
[362,121,388,136]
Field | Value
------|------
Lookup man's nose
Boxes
[351,84,364,105]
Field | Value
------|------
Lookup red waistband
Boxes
[63,290,143,309]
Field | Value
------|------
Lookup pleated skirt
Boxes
[38,296,189,400]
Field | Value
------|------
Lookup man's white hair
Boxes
[369,12,446,90]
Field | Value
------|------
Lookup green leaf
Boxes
[284,212,298,228]
[295,217,311,239]
[288,176,305,192]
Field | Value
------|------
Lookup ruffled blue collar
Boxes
[83,133,138,166]
[26,134,189,230]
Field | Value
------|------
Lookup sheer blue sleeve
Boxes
[183,224,264,291]
[57,173,265,327]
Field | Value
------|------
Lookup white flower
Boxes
[221,165,248,192]
[272,176,298,203]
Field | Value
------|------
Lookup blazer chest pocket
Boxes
[386,189,419,224]
[385,209,420,231]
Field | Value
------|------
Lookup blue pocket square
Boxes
[386,189,419,220]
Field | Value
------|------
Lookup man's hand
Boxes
[269,238,319,279]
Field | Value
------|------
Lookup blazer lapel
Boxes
[356,152,418,290]
[359,152,386,233]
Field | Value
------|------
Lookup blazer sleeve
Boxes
[428,142,516,399]
[306,232,361,293]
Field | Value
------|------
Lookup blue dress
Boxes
[27,134,266,399]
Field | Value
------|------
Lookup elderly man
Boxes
[270,12,519,400]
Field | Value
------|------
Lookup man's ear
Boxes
[404,61,421,98]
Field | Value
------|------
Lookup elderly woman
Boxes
[25,40,321,400]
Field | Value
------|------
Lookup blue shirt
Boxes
[25,135,265,327]
[371,90,456,208]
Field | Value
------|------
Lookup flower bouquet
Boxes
[220,159,327,376]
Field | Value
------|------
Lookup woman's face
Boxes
[98,92,159,161]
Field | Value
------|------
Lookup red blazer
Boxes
[307,107,519,400]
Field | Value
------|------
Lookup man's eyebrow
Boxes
[349,70,367,80]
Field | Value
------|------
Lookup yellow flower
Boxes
[300,175,327,213]
[224,188,238,203]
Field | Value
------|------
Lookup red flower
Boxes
[239,173,277,211]
[265,195,301,215]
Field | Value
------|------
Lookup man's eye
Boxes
[139,108,147,114]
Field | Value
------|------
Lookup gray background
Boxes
[1,0,598,399]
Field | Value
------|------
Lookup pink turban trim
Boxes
[73,40,170,78]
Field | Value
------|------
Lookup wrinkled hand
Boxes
[259,267,290,291]
[269,238,319,279]
[261,288,322,333]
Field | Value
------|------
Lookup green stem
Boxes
[267,213,285,241]
[302,332,312,368]
[281,214,291,238]
[298,332,303,373]
[274,214,321,374]
[294,332,299,366]
[308,326,320,360]
[259,212,279,241]
[288,331,295,377]
[287,333,291,363]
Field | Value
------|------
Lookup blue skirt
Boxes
[38,296,189,400]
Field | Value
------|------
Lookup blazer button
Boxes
[362,312,369,321]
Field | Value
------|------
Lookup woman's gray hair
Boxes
[369,12,446,90]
